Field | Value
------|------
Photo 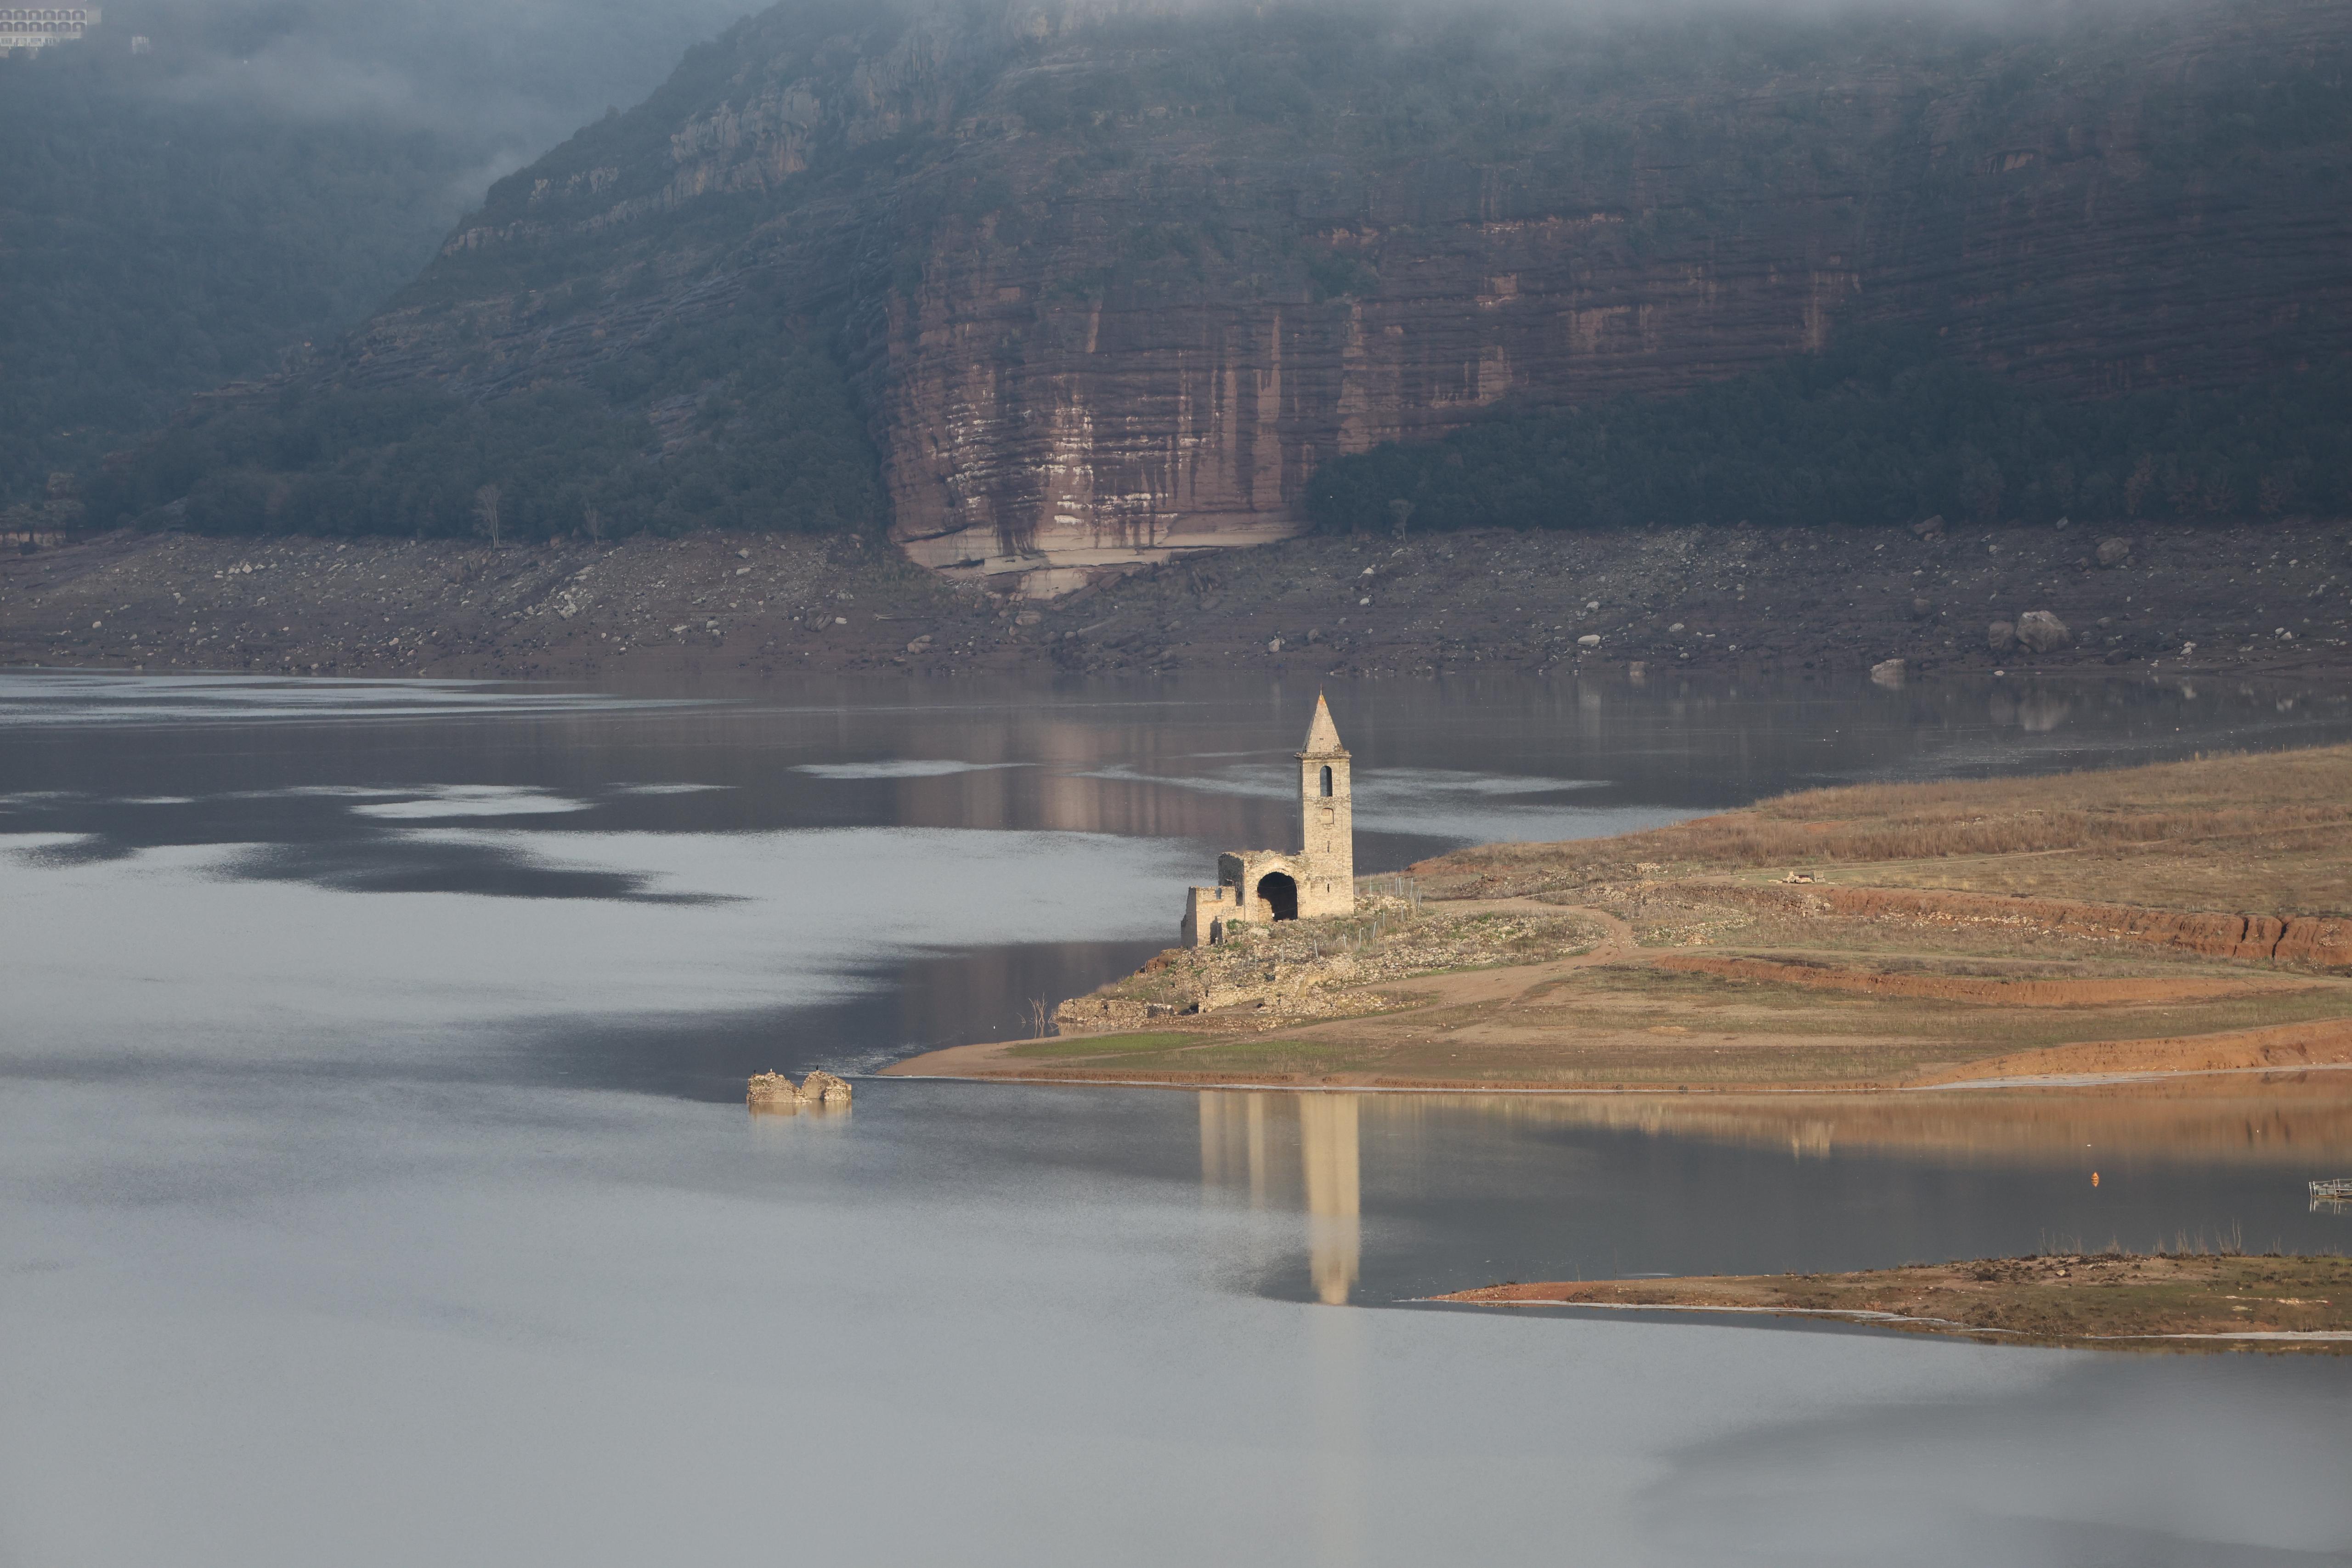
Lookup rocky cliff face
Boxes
[290,0,2352,593]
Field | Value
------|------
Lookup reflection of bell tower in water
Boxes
[1298,1095,1361,1307]
[1198,1090,1361,1306]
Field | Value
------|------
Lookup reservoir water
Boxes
[5,668,2350,1566]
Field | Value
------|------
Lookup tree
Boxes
[474,482,503,546]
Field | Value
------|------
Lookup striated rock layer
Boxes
[282,0,2352,594]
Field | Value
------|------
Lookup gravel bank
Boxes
[6,517,2349,681]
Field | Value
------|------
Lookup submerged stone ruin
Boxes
[747,1069,854,1112]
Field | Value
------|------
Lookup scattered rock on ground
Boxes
[2097,537,2133,567]
[10,515,2352,681]
[2017,609,2073,653]
[1987,620,2018,653]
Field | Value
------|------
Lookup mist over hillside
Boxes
[0,0,753,501]
[50,0,2352,599]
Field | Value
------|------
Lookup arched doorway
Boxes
[1256,871,1299,921]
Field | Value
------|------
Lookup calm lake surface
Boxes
[5,667,2351,1566]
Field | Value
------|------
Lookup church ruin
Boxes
[1179,694,1354,946]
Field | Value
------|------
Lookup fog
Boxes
[21,0,2197,236]
[88,0,759,191]
[102,0,2174,159]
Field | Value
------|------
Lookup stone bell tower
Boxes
[1294,692,1354,917]
[1177,693,1358,945]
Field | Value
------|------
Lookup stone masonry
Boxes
[1180,694,1354,947]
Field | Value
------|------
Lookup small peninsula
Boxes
[887,740,2352,1094]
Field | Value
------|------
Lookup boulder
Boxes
[746,1070,801,1108]
[1911,515,1945,540]
[1987,620,2018,654]
[1869,658,1906,687]
[2016,610,2073,653]
[800,1069,854,1105]
[2096,537,2132,568]
[1577,633,1602,649]
[1908,596,1934,620]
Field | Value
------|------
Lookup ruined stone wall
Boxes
[1181,882,1241,948]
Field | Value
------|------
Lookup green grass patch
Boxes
[1012,1034,1374,1075]
[1005,1030,1205,1059]
[1106,1038,1367,1073]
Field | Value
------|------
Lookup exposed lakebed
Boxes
[4,668,2351,1565]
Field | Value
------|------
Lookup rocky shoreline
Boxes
[1437,1251,2352,1351]
[4,515,2349,683]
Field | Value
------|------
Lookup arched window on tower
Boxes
[1320,765,1333,798]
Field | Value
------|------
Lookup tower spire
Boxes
[1301,690,1346,756]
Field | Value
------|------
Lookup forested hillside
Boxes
[0,0,750,506]
[1306,331,2352,535]
[56,0,2352,589]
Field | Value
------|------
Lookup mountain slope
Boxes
[88,0,2352,594]
[0,0,756,507]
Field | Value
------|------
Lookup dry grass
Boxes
[1490,960,2351,1052]
[978,743,2352,1093]
[1420,743,2352,916]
